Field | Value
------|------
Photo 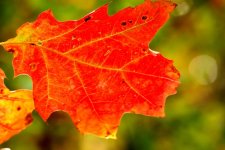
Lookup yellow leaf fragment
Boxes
[0,69,34,144]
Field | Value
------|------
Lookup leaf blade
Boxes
[2,0,179,138]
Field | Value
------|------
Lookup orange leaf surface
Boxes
[2,0,179,138]
[0,69,34,144]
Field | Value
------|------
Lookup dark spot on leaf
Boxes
[84,16,91,22]
[0,88,4,94]
[37,40,43,46]
[128,20,133,23]
[29,63,37,71]
[122,79,125,83]
[8,49,15,53]
[8,48,18,57]
[121,21,127,26]
[72,35,76,40]
[142,16,147,20]
[106,130,111,137]
[142,48,149,54]
[30,43,36,46]
[17,106,21,111]
[25,113,33,125]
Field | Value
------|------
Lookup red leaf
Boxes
[2,0,179,138]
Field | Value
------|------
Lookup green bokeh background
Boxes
[0,0,225,150]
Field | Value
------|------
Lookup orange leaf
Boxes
[0,69,34,144]
[2,0,179,138]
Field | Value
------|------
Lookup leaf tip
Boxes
[42,9,54,16]
[37,9,56,22]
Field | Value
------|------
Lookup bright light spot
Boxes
[1,148,11,150]
[149,48,159,56]
[175,1,190,16]
[189,55,218,85]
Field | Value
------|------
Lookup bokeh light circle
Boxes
[189,55,218,85]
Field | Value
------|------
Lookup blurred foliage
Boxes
[0,0,225,150]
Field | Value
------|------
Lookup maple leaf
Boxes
[0,69,34,144]
[1,0,180,138]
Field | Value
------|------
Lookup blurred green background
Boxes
[0,0,225,150]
